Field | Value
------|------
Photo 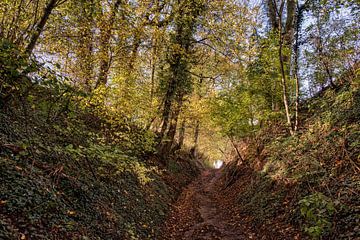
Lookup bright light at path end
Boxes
[213,160,223,169]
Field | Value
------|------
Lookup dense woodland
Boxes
[0,0,359,239]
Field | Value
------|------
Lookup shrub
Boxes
[299,192,335,239]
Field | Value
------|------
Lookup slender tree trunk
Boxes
[191,120,200,158]
[268,0,296,113]
[150,37,157,103]
[228,135,244,162]
[294,71,300,132]
[278,1,294,135]
[293,2,304,132]
[95,0,121,88]
[124,33,141,95]
[150,60,156,101]
[272,78,279,111]
[324,62,335,88]
[284,0,296,45]
[315,9,335,89]
[279,37,293,135]
[267,0,279,30]
[159,80,176,141]
[165,100,183,150]
[77,0,95,92]
[24,0,58,56]
[15,0,41,46]
[294,63,300,132]
[178,118,186,149]
[150,0,160,104]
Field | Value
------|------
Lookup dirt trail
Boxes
[161,169,254,240]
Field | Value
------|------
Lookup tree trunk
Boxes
[159,92,184,156]
[178,118,186,149]
[278,1,294,135]
[123,33,141,96]
[77,0,95,92]
[284,0,296,45]
[293,2,305,132]
[279,35,293,135]
[294,54,300,132]
[228,135,244,162]
[158,79,176,141]
[158,0,204,156]
[267,0,279,30]
[191,120,200,158]
[150,0,160,105]
[314,7,335,89]
[95,0,121,88]
[150,36,157,103]
[24,0,58,56]
[164,100,183,151]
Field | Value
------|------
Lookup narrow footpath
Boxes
[161,169,255,240]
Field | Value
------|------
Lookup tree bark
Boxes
[95,0,121,88]
[278,0,294,135]
[158,0,204,156]
[267,0,279,30]
[123,32,142,95]
[284,0,296,45]
[190,120,200,158]
[279,34,293,135]
[178,118,186,149]
[24,0,58,56]
[228,135,244,162]
[77,0,95,92]
[315,10,335,89]
[150,36,157,103]
[293,2,305,132]
[159,98,183,156]
[164,99,183,151]
[159,78,176,141]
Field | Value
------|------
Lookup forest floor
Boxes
[161,168,303,240]
[162,169,256,240]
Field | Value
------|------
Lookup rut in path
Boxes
[161,169,255,240]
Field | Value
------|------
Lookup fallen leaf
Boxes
[67,210,76,216]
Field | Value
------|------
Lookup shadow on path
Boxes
[161,169,254,240]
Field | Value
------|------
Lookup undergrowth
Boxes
[0,42,200,239]
[223,79,360,239]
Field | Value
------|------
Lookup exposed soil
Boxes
[162,169,252,240]
[161,168,302,240]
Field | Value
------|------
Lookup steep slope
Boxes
[0,83,201,239]
[217,80,360,239]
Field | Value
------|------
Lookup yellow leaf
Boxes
[67,210,76,216]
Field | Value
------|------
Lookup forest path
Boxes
[161,169,254,240]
